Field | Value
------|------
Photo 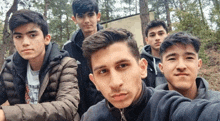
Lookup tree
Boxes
[164,0,172,31]
[139,0,149,45]
[0,0,19,69]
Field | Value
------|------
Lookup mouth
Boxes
[111,93,128,101]
[21,49,33,52]
[175,73,189,76]
[155,42,161,46]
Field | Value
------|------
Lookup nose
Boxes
[109,70,123,91]
[176,58,186,72]
[84,16,89,23]
[22,36,30,47]
[155,34,160,41]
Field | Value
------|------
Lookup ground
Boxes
[199,47,220,91]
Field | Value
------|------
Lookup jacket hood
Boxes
[141,45,154,59]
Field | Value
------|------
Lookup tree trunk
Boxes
[198,0,205,25]
[139,0,149,45]
[0,0,19,69]
[164,0,172,31]
[44,0,49,19]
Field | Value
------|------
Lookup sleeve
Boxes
[0,62,8,105]
[147,90,220,121]
[1,57,80,121]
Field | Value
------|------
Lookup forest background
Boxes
[0,0,220,90]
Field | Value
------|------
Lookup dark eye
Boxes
[77,14,84,18]
[117,64,128,69]
[88,12,95,17]
[15,35,21,39]
[149,34,155,37]
[186,57,194,60]
[99,69,107,74]
[168,58,175,61]
[159,32,164,35]
[30,34,36,38]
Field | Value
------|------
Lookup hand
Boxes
[0,109,6,121]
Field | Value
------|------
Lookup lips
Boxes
[21,49,33,52]
[175,73,189,76]
[111,93,127,101]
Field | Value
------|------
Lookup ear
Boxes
[145,37,148,44]
[198,59,202,70]
[139,58,148,79]
[89,73,100,91]
[71,16,77,24]
[44,34,51,45]
[97,12,101,22]
[159,62,164,73]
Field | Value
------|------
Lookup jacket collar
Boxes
[107,82,148,121]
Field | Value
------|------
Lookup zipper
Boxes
[120,109,127,121]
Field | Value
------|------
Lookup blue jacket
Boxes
[62,24,104,117]
[81,82,220,121]
[156,77,220,101]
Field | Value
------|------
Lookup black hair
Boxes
[159,32,201,60]
[72,0,99,17]
[82,28,140,70]
[145,20,168,37]
[9,9,48,37]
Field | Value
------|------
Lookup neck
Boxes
[28,52,45,71]
[151,49,160,58]
[169,84,198,100]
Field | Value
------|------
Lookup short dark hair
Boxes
[9,9,48,37]
[82,28,140,70]
[159,32,201,60]
[145,20,168,37]
[72,0,99,17]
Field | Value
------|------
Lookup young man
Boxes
[62,0,103,116]
[141,20,169,87]
[0,10,80,121]
[157,32,220,100]
[81,28,220,121]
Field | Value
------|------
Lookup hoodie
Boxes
[156,77,220,101]
[141,45,166,88]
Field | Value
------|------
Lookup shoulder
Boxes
[81,99,112,121]
[206,90,220,101]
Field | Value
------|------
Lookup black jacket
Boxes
[141,45,166,88]
[81,82,220,121]
[63,24,104,117]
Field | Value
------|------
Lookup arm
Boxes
[2,57,80,121]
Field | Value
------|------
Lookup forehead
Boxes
[13,23,40,33]
[148,26,166,34]
[90,42,136,69]
[76,11,95,15]
[163,44,197,56]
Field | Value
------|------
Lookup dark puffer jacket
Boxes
[0,42,80,121]
[63,24,104,117]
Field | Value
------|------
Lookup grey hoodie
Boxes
[140,45,167,87]
[156,77,220,101]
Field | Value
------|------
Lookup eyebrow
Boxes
[13,30,38,35]
[165,53,176,59]
[93,59,130,72]
[165,52,196,59]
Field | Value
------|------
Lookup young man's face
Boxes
[145,26,168,51]
[159,44,202,92]
[72,11,101,37]
[89,42,147,109]
[13,23,51,62]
